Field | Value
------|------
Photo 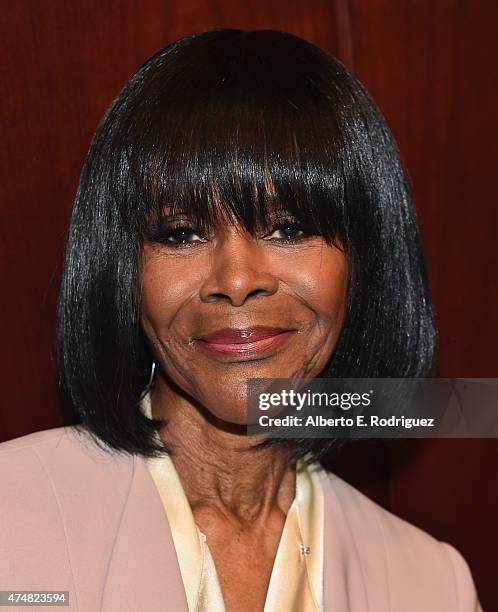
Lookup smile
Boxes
[194,327,297,359]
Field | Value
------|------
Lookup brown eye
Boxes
[163,226,205,246]
[264,222,307,242]
[146,222,208,248]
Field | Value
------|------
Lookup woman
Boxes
[0,30,482,611]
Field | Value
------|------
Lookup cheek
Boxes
[285,247,349,328]
[319,262,349,325]
[140,255,200,335]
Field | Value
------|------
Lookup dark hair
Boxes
[57,29,435,461]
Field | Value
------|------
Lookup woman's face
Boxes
[140,206,349,424]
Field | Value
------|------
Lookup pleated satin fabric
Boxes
[141,393,324,611]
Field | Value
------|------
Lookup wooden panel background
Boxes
[1,1,496,609]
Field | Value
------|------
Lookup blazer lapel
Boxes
[101,454,189,612]
[320,468,374,612]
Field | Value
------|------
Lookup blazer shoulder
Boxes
[324,469,443,548]
[323,469,454,553]
[0,426,137,604]
[0,426,67,453]
[0,425,134,509]
[0,424,129,463]
[322,470,483,611]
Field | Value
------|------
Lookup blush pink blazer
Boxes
[0,426,483,611]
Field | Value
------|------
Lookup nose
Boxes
[199,227,279,306]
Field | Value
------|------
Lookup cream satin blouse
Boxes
[141,394,324,611]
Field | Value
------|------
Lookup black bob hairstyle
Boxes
[57,29,436,462]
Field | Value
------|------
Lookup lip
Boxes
[199,326,292,343]
[194,326,296,358]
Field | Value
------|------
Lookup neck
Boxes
[149,378,297,526]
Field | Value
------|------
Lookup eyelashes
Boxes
[154,224,207,247]
[146,217,318,249]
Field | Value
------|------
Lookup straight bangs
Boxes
[112,29,354,250]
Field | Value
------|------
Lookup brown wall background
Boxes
[1,1,496,609]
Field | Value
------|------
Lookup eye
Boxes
[264,220,308,242]
[148,223,208,248]
[164,225,208,247]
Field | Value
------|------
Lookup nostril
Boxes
[206,287,271,305]
[247,288,271,299]
[199,263,279,305]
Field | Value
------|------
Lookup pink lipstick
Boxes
[195,326,296,357]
